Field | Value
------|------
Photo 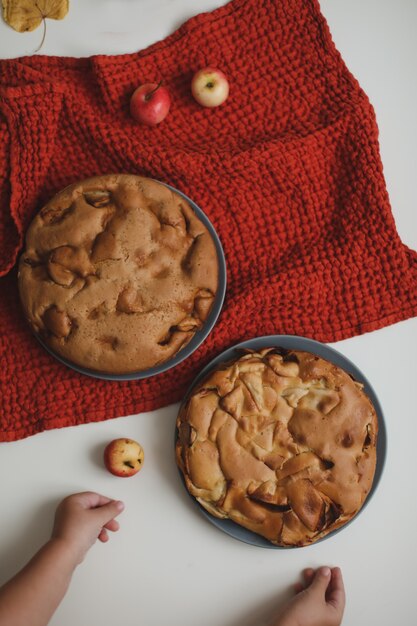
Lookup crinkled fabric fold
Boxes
[0,0,416,441]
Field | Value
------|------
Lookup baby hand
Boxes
[51,492,125,565]
[271,566,345,626]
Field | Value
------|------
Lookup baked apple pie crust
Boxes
[18,174,219,374]
[176,348,378,546]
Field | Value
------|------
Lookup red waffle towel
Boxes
[0,0,416,442]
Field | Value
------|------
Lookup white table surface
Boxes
[0,1,416,625]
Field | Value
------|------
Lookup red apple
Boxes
[104,438,144,477]
[191,67,229,108]
[130,82,171,125]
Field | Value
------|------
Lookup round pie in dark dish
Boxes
[18,174,225,379]
[176,337,382,547]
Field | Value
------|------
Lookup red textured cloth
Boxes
[0,0,416,442]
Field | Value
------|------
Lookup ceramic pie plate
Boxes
[176,335,387,548]
[34,181,226,381]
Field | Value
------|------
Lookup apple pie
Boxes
[18,174,219,374]
[176,348,378,546]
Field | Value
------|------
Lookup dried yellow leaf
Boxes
[1,0,69,33]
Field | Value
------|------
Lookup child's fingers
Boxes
[98,516,122,542]
[103,519,120,533]
[73,492,115,509]
[302,568,315,587]
[71,492,125,514]
[293,582,303,593]
[91,500,125,526]
[326,567,346,611]
[294,568,315,593]
[307,567,331,597]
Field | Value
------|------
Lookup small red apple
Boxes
[104,438,144,477]
[130,82,171,125]
[191,67,229,108]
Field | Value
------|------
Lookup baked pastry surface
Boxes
[18,174,218,373]
[176,348,378,546]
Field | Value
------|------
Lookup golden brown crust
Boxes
[18,174,218,373]
[176,348,378,546]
